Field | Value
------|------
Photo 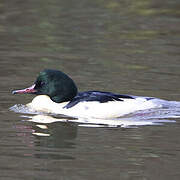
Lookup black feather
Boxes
[64,91,134,109]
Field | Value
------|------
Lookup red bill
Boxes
[12,84,37,94]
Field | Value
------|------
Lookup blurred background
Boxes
[0,0,180,179]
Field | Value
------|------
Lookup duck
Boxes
[12,69,163,119]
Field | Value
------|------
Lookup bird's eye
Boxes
[40,81,45,86]
[34,80,46,89]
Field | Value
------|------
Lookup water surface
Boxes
[1,0,180,179]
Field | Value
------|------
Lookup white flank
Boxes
[26,95,162,119]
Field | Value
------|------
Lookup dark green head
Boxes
[12,69,78,103]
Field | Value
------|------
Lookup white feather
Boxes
[26,95,162,119]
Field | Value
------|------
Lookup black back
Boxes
[64,91,134,109]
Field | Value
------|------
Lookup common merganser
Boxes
[12,69,163,119]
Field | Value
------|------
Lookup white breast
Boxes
[26,95,68,114]
[26,95,162,119]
